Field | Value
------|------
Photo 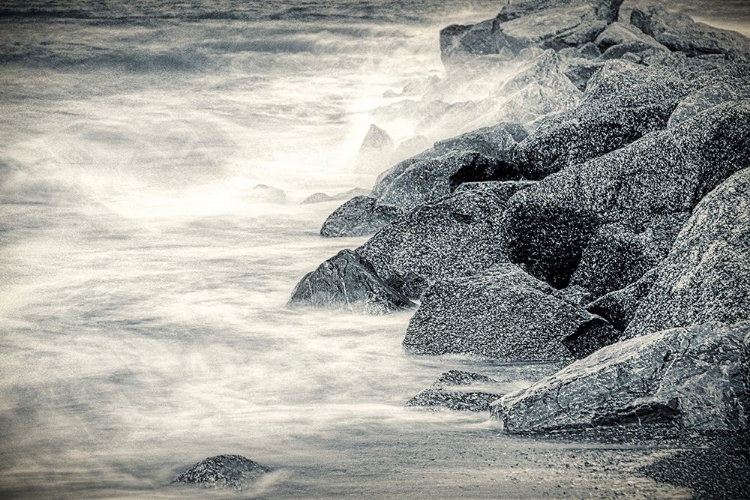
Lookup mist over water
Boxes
[1,1,747,498]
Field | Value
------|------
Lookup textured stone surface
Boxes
[594,21,667,52]
[587,267,659,331]
[562,58,604,91]
[358,182,532,298]
[406,370,503,411]
[403,263,605,360]
[497,0,622,24]
[512,60,692,179]
[668,78,750,128]
[289,249,415,314]
[625,168,750,338]
[320,196,402,237]
[504,101,750,288]
[569,213,688,298]
[631,4,750,56]
[492,322,750,433]
[173,455,270,490]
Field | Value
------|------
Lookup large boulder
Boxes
[491,322,750,433]
[625,168,750,338]
[668,78,750,128]
[320,196,402,237]
[288,249,415,314]
[172,455,271,489]
[568,213,689,298]
[358,182,533,298]
[402,263,615,360]
[503,101,750,288]
[512,60,693,179]
[586,267,659,331]
[406,370,504,412]
[593,21,667,52]
[631,4,750,57]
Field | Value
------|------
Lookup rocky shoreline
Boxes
[177,0,750,495]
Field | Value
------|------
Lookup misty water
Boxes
[2,1,749,498]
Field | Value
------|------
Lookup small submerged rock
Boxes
[407,370,503,412]
[172,455,270,490]
[301,187,369,204]
[250,184,287,204]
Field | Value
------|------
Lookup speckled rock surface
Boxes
[562,58,604,91]
[668,78,750,128]
[631,4,750,56]
[289,249,415,314]
[594,22,667,52]
[512,60,693,179]
[492,322,750,433]
[569,213,689,299]
[172,455,270,489]
[625,168,750,338]
[358,182,532,298]
[497,0,622,24]
[403,263,606,360]
[504,100,750,288]
[320,196,402,237]
[586,267,659,332]
[406,370,503,411]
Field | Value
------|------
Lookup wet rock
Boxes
[512,60,693,179]
[599,40,666,60]
[504,101,750,288]
[358,182,532,298]
[172,455,270,490]
[631,4,750,57]
[625,168,750,338]
[320,196,402,237]
[563,58,604,91]
[498,5,609,50]
[301,187,369,204]
[354,124,394,173]
[668,78,750,128]
[578,42,602,59]
[561,315,624,359]
[569,213,689,298]
[406,370,503,411]
[586,267,659,331]
[432,123,528,162]
[250,184,286,204]
[288,249,415,314]
[497,0,622,24]
[492,322,750,433]
[594,22,667,52]
[403,263,608,360]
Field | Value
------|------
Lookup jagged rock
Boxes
[587,267,659,331]
[354,124,395,173]
[403,263,614,360]
[498,5,609,50]
[358,182,533,298]
[625,168,750,338]
[249,184,286,204]
[320,196,402,237]
[594,21,667,52]
[172,455,270,490]
[668,78,750,128]
[631,4,750,57]
[512,60,693,179]
[599,40,666,60]
[371,123,525,210]
[492,322,750,433]
[301,188,369,204]
[569,213,689,298]
[578,42,602,58]
[744,333,750,398]
[504,101,750,288]
[563,58,604,91]
[288,249,415,314]
[406,370,503,411]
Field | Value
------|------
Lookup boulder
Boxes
[503,101,750,288]
[512,60,693,179]
[320,196,402,237]
[498,5,609,50]
[406,370,503,411]
[491,322,750,433]
[288,249,415,314]
[594,21,667,52]
[249,184,286,204]
[625,168,750,338]
[569,213,689,298]
[354,124,394,173]
[497,0,622,24]
[172,455,270,489]
[301,187,369,204]
[668,78,750,128]
[402,263,614,360]
[631,4,750,57]
[599,40,667,59]
[586,267,659,331]
[358,182,533,298]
